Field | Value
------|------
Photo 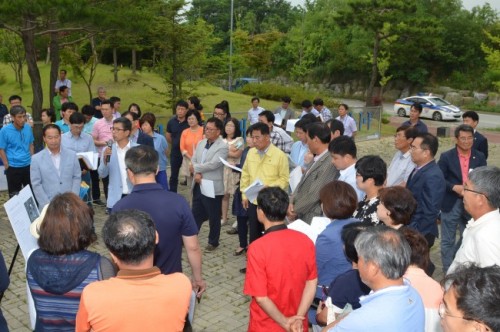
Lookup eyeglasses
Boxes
[463,184,491,203]
[112,127,126,132]
[438,303,474,322]
[205,127,218,132]
[458,136,474,142]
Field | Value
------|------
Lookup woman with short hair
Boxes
[26,193,115,331]
[377,186,417,230]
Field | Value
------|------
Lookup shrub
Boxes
[240,82,339,109]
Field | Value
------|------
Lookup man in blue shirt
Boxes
[55,102,77,134]
[113,145,206,301]
[166,100,189,193]
[324,227,424,332]
[0,105,34,197]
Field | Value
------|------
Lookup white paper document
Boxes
[287,219,319,243]
[77,151,99,170]
[4,186,40,261]
[274,113,283,126]
[219,156,242,173]
[200,179,215,198]
[243,179,264,202]
[310,216,331,236]
[289,166,303,193]
[285,119,299,132]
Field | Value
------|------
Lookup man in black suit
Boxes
[438,124,487,273]
[406,133,445,251]
[462,111,488,160]
[123,111,154,148]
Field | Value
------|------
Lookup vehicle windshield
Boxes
[428,97,450,106]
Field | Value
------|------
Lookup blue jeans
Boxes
[440,199,469,273]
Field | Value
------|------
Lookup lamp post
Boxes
[228,0,234,91]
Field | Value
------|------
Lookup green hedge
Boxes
[240,83,339,109]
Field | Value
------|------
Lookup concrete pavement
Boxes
[1,136,498,331]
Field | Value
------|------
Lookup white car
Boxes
[394,96,462,121]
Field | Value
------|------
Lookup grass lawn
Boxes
[0,62,282,124]
[0,62,397,137]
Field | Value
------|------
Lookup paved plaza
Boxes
[1,135,497,331]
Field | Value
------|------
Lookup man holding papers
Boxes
[240,123,289,250]
[190,117,228,252]
[62,112,96,204]
[30,124,81,208]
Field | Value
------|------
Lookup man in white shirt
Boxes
[30,124,81,208]
[273,96,295,131]
[386,125,418,186]
[329,135,364,202]
[54,69,72,96]
[247,97,265,125]
[336,103,357,138]
[448,166,500,274]
[98,117,137,211]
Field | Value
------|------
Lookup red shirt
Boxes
[457,148,471,183]
[244,226,317,331]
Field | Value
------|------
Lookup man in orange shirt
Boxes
[76,210,192,332]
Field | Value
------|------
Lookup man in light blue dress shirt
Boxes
[386,125,418,187]
[324,227,424,332]
[62,112,96,204]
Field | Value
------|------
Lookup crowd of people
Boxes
[0,71,498,332]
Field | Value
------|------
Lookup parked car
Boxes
[394,95,462,121]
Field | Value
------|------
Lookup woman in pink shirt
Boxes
[401,228,443,332]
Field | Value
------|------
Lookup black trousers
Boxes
[248,203,263,244]
[90,169,100,200]
[425,233,436,277]
[6,165,30,198]
[90,158,109,200]
[169,151,183,193]
[191,183,223,247]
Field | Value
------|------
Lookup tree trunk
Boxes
[131,48,136,74]
[86,36,98,104]
[171,48,178,113]
[113,47,118,82]
[21,18,43,146]
[17,61,23,91]
[366,33,380,107]
[45,46,50,64]
[49,27,59,109]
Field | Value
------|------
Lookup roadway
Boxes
[339,98,500,130]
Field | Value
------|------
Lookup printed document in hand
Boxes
[200,179,215,198]
[285,119,299,132]
[287,219,318,243]
[311,216,331,235]
[243,179,264,202]
[219,156,242,172]
[274,113,283,126]
[289,166,303,193]
[77,151,99,170]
